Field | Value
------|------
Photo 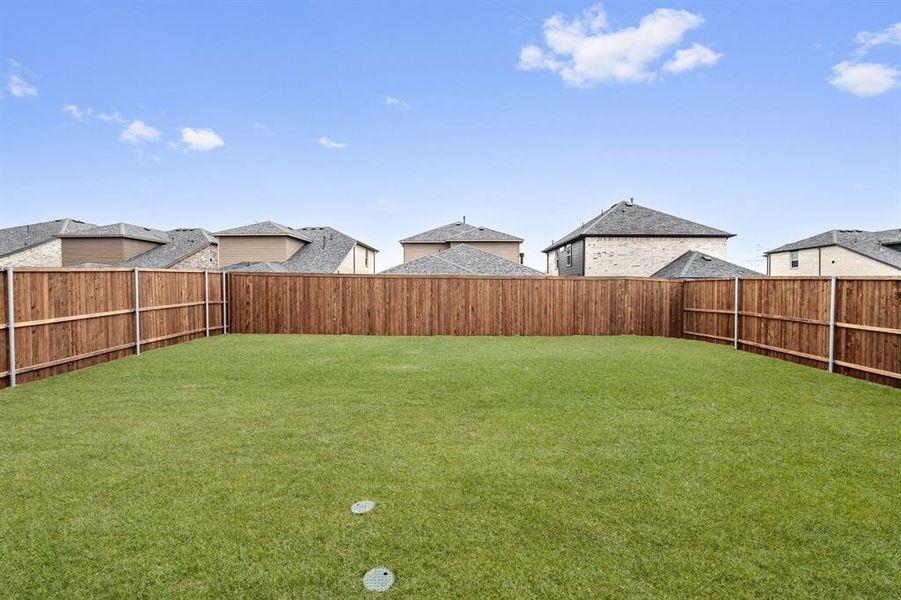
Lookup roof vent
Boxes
[701,255,712,261]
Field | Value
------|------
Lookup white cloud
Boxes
[663,43,722,73]
[121,120,161,144]
[62,104,93,121]
[829,61,900,97]
[385,96,411,109]
[854,23,901,56]
[318,136,348,149]
[178,127,224,151]
[97,110,126,123]
[4,60,38,97]
[518,3,717,86]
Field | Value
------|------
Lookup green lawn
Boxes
[1,335,899,598]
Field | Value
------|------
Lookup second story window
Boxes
[565,243,573,267]
[790,250,799,269]
[365,251,369,267]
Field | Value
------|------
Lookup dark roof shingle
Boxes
[401,222,522,243]
[652,251,761,279]
[544,201,734,252]
[381,244,541,276]
[0,218,95,258]
[215,220,313,242]
[222,226,377,273]
[119,229,218,268]
[58,222,171,243]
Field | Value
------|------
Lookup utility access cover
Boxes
[351,500,375,514]
[363,567,395,592]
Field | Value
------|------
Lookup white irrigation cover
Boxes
[363,567,395,592]
[351,499,375,514]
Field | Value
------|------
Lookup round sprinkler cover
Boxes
[351,500,375,514]
[363,567,395,592]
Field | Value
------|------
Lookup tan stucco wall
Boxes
[170,244,219,270]
[334,244,376,274]
[62,237,160,266]
[218,236,305,267]
[448,241,521,263]
[403,243,449,262]
[0,239,62,267]
[768,245,901,276]
[583,236,728,277]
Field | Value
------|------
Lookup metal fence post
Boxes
[133,268,141,356]
[828,276,837,372]
[221,271,228,334]
[733,276,740,350]
[204,270,210,337]
[6,267,15,388]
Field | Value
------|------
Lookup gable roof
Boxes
[764,229,901,271]
[223,226,377,273]
[544,201,734,252]
[214,220,313,242]
[118,229,218,268]
[401,221,523,243]
[0,218,96,258]
[381,244,542,276]
[58,222,171,244]
[652,251,761,279]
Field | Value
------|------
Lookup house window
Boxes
[365,251,369,267]
[565,243,573,267]
[790,250,799,269]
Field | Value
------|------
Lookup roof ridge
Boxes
[679,251,698,277]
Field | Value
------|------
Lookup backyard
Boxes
[1,334,898,597]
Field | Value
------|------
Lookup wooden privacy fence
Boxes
[0,268,226,388]
[227,273,684,337]
[2,271,898,389]
[683,276,900,388]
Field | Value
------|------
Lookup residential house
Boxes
[544,201,735,277]
[0,219,95,267]
[652,250,761,279]
[400,221,524,264]
[58,223,219,269]
[381,243,542,276]
[217,221,377,273]
[765,229,901,276]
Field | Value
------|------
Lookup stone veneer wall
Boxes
[170,244,219,270]
[0,239,62,267]
[583,236,728,277]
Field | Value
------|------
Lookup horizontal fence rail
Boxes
[0,268,226,388]
[682,276,901,388]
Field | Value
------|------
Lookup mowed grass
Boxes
[1,335,899,598]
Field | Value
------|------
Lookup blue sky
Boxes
[1,1,898,271]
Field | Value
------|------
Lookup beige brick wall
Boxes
[546,251,559,275]
[768,245,901,276]
[170,244,219,270]
[0,239,63,267]
[583,236,728,277]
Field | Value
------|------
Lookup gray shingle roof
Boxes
[58,222,171,243]
[119,229,218,268]
[381,244,542,276]
[0,218,96,258]
[401,222,523,243]
[222,226,377,273]
[215,220,313,242]
[544,201,734,252]
[652,251,761,279]
[764,229,901,270]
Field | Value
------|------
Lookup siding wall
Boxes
[403,243,448,262]
[61,238,161,266]
[584,236,728,277]
[768,246,901,276]
[551,239,585,276]
[218,236,305,267]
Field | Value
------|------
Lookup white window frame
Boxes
[790,250,799,269]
